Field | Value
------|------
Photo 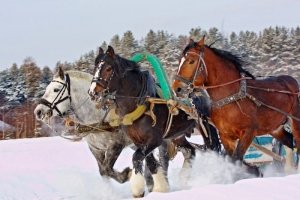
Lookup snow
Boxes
[0,136,300,200]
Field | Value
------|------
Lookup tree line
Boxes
[0,26,299,139]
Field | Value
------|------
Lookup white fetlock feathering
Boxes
[130,169,145,198]
[152,167,169,193]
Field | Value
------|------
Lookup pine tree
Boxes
[189,27,203,41]
[20,57,42,100]
[41,66,53,85]
[177,35,189,51]
[206,27,224,48]
[229,32,239,53]
[144,30,157,54]
[120,31,138,58]
[110,35,121,52]
[291,27,300,65]
[9,63,19,77]
[100,41,107,51]
[157,30,169,58]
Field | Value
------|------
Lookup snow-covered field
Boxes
[0,136,300,200]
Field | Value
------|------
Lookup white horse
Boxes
[34,68,138,183]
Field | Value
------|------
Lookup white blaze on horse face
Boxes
[89,82,97,95]
[177,57,186,74]
[90,66,101,95]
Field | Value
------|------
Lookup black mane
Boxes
[208,46,255,79]
[183,42,255,79]
[114,54,141,77]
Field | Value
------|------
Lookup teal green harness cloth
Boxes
[130,53,173,100]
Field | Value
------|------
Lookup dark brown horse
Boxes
[172,37,300,166]
[88,46,216,197]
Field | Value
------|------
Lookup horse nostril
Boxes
[36,109,42,119]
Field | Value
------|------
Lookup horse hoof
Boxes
[246,164,262,177]
[126,167,132,179]
[130,171,145,198]
[132,192,145,198]
[120,167,132,183]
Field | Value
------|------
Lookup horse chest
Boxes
[212,104,253,131]
[125,125,146,145]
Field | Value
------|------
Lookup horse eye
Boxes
[106,66,112,72]
[54,88,60,92]
[189,60,195,64]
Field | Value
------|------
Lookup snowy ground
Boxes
[0,136,300,200]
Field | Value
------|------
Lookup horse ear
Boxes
[55,66,64,80]
[106,46,115,58]
[98,47,104,56]
[197,35,205,47]
[188,38,194,45]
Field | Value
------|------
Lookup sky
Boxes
[0,136,300,200]
[0,0,300,70]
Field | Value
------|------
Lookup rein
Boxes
[195,77,253,90]
[202,74,300,121]
[176,48,300,121]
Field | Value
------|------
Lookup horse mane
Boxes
[183,42,255,79]
[114,54,141,76]
[65,70,93,81]
[208,46,255,79]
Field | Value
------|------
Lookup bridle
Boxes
[91,60,115,97]
[174,48,208,91]
[39,74,72,118]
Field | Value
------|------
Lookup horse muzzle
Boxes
[34,106,53,122]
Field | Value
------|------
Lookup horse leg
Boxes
[141,141,170,193]
[145,152,169,193]
[218,133,236,156]
[130,148,147,198]
[104,143,131,183]
[233,129,256,161]
[158,140,170,175]
[86,143,105,172]
[172,136,195,168]
[144,164,153,192]
[291,106,300,171]
[283,145,298,174]
[233,129,261,176]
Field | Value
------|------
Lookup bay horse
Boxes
[172,37,300,168]
[88,46,217,197]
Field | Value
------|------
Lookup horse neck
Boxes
[69,76,105,123]
[115,70,144,115]
[204,49,241,100]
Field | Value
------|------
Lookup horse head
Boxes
[34,66,72,124]
[89,45,139,103]
[172,36,208,96]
